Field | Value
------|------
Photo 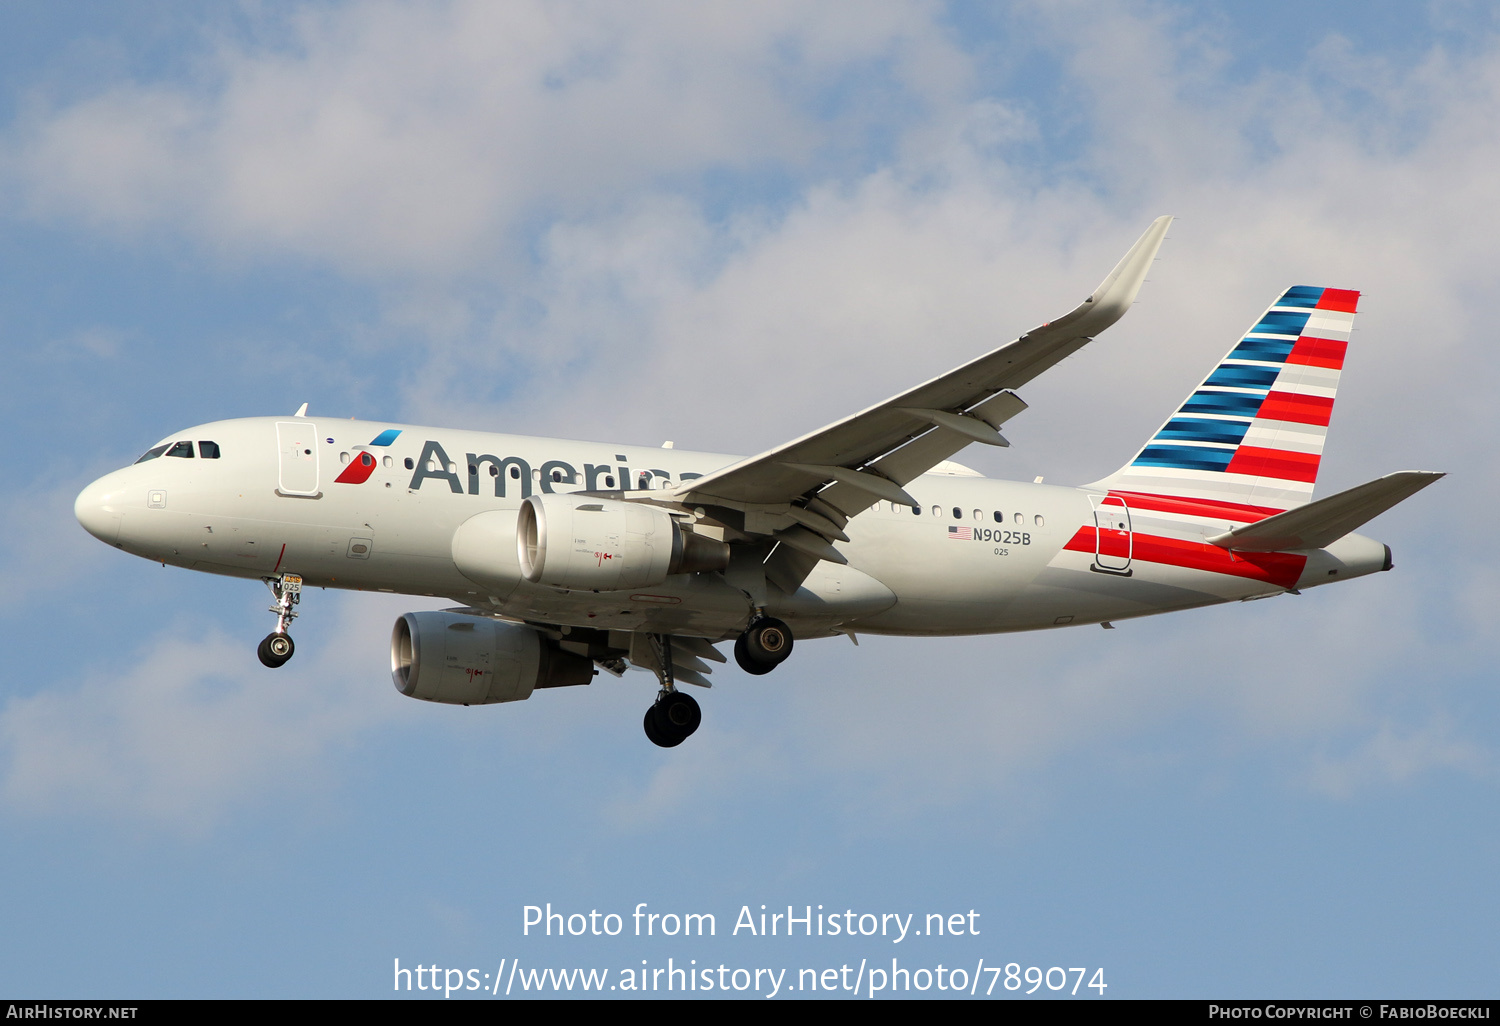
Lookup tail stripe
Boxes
[1315,288,1359,313]
[1228,336,1299,362]
[1258,391,1333,426]
[1285,336,1347,369]
[1090,285,1360,511]
[1157,418,1252,445]
[1241,420,1326,454]
[1248,310,1313,335]
[1224,446,1321,483]
[1203,364,1282,389]
[1181,392,1265,416]
[1133,445,1235,472]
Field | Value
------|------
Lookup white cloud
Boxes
[1307,717,1490,798]
[710,572,1494,819]
[4,4,1496,828]
[0,593,414,831]
[366,11,1500,506]
[7,0,965,275]
[0,470,124,611]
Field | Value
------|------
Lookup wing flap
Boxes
[817,425,973,515]
[673,636,727,664]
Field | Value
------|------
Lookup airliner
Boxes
[74,216,1442,746]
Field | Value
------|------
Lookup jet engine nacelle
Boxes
[391,611,594,705]
[517,493,729,591]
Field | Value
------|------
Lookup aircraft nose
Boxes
[75,475,123,545]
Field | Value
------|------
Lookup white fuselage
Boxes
[75,416,1391,643]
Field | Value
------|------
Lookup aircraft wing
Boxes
[671,216,1173,522]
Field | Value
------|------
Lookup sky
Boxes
[0,0,1496,1000]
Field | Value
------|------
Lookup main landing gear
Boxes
[639,618,792,746]
[734,616,793,675]
[640,633,702,748]
[258,573,302,668]
[644,690,701,748]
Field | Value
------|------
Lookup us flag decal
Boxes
[949,526,973,540]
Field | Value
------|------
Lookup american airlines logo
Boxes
[402,440,704,498]
[333,429,402,485]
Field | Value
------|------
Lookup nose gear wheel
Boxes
[258,632,295,668]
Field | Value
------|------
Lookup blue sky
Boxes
[1,1,1495,999]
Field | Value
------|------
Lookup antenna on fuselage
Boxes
[294,403,309,417]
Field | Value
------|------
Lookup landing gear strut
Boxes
[640,633,703,748]
[734,616,793,675]
[258,573,302,668]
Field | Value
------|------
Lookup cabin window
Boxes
[134,444,169,464]
[1014,512,1023,524]
[404,457,414,470]
[912,505,922,515]
[510,466,521,479]
[605,475,616,488]
[198,441,220,459]
[973,509,982,521]
[952,507,962,519]
[166,441,194,458]
[993,511,1003,523]
[383,456,393,468]
[340,452,351,465]
[1034,515,1046,527]
[551,469,564,482]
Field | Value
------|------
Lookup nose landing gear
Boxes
[258,573,302,668]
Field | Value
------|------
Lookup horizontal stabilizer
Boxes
[1207,471,1445,551]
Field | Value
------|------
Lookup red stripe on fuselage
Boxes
[1256,390,1333,427]
[1225,445,1321,483]
[1106,491,1284,522]
[1064,527,1306,589]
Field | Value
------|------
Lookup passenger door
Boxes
[276,422,321,497]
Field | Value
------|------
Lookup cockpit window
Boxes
[198,441,220,459]
[166,441,194,458]
[134,444,170,464]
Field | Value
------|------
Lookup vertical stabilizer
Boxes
[1089,286,1359,514]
